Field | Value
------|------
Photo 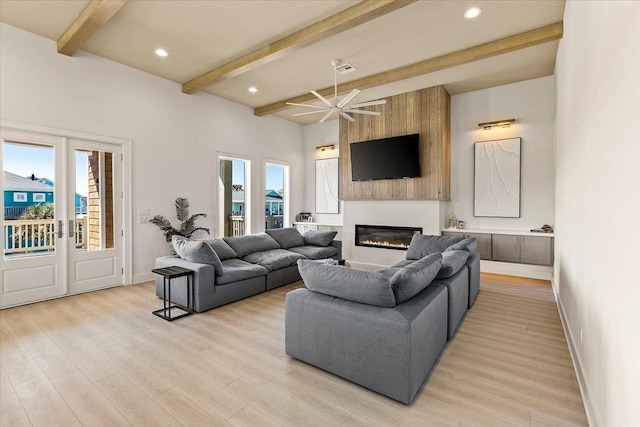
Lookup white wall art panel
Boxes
[315,158,339,214]
[474,138,521,217]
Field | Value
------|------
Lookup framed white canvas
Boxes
[474,138,521,218]
[315,157,339,214]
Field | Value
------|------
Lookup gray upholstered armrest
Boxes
[155,256,216,311]
[330,240,342,259]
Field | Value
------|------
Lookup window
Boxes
[13,192,27,202]
[264,162,289,230]
[33,193,46,202]
[219,155,250,237]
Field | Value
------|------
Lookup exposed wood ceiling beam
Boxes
[57,0,128,56]
[182,0,416,94]
[255,22,563,117]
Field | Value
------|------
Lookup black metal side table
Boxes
[152,266,195,321]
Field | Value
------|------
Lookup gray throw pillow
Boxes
[172,235,223,276]
[406,234,464,260]
[436,250,470,279]
[390,253,442,304]
[303,230,338,247]
[204,238,238,260]
[445,237,477,253]
[297,260,396,308]
[265,227,305,249]
[223,233,280,257]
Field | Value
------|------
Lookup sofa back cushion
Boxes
[298,260,396,307]
[390,253,442,304]
[204,238,238,260]
[406,234,464,260]
[265,227,305,249]
[445,237,477,253]
[172,236,223,276]
[436,250,470,279]
[303,230,338,247]
[224,233,281,258]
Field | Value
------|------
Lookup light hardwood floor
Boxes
[0,274,588,426]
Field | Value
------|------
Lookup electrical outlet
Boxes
[138,215,149,224]
[138,208,150,216]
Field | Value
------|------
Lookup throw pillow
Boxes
[223,233,281,258]
[303,230,338,247]
[172,236,223,276]
[204,238,238,260]
[390,253,442,304]
[297,260,396,307]
[436,250,470,279]
[406,234,464,260]
[265,227,305,249]
[445,237,477,253]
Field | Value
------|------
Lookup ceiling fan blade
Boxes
[293,110,331,117]
[337,89,360,108]
[319,110,334,123]
[338,111,355,122]
[286,102,327,110]
[348,99,387,108]
[343,109,382,116]
[310,90,334,108]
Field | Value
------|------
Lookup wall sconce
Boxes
[316,144,336,151]
[478,118,516,130]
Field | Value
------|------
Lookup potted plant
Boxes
[149,197,210,242]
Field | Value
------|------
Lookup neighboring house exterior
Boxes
[3,171,87,219]
[231,189,284,217]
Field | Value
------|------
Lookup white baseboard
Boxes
[481,260,553,280]
[132,272,154,284]
[553,286,599,427]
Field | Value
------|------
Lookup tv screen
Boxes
[350,134,421,181]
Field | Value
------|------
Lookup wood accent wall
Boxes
[339,85,450,200]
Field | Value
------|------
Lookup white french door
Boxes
[1,130,124,308]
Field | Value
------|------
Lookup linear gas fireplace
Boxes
[355,224,423,250]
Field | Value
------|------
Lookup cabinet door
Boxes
[491,235,521,263]
[520,236,553,266]
[466,233,492,260]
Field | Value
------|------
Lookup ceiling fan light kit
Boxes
[288,59,387,123]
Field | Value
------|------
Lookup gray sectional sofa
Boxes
[155,228,341,312]
[285,234,479,404]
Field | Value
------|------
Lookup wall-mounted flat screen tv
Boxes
[350,134,421,181]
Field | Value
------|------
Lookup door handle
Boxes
[57,220,64,238]
[69,220,75,238]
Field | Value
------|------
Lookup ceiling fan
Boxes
[287,60,386,123]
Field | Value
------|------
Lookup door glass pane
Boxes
[3,141,55,258]
[75,149,114,251]
[219,157,248,237]
[265,164,285,229]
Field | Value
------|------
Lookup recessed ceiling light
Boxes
[464,7,481,19]
[155,48,168,57]
[248,87,258,93]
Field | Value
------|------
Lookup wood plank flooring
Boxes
[0,274,588,426]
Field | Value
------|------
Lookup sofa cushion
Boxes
[172,236,223,275]
[288,245,339,260]
[390,253,442,304]
[377,267,400,281]
[298,259,396,308]
[204,238,238,260]
[391,259,415,269]
[445,237,477,253]
[265,228,305,249]
[406,234,464,260]
[242,249,306,272]
[436,250,471,279]
[303,230,338,247]
[224,233,281,258]
[217,258,269,285]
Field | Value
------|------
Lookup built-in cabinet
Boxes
[442,229,554,266]
[294,222,343,241]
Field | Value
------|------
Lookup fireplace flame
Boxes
[359,239,410,249]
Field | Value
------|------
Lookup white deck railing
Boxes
[3,217,87,254]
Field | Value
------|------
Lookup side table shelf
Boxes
[152,266,195,321]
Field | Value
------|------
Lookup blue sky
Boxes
[233,160,284,191]
[4,143,89,196]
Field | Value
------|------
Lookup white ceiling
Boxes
[0,0,566,125]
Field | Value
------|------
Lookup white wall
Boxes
[449,76,556,231]
[302,121,342,224]
[0,23,305,283]
[554,2,640,426]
